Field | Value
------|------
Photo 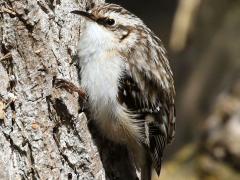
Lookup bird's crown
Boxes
[71,3,146,32]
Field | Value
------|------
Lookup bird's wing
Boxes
[118,34,175,175]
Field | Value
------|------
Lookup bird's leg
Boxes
[53,78,86,100]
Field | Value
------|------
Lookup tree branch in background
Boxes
[169,0,201,52]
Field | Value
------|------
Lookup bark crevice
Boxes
[0,0,140,179]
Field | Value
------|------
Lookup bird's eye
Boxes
[105,18,115,26]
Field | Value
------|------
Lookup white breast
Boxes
[78,21,125,119]
[80,53,124,116]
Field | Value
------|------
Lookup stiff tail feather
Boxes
[141,157,161,180]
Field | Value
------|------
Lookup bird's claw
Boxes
[53,78,87,101]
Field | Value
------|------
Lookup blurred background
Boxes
[109,0,240,179]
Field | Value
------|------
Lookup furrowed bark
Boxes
[0,0,137,179]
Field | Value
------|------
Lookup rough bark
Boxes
[0,0,137,179]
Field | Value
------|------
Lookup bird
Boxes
[71,3,176,180]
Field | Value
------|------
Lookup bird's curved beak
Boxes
[71,10,97,22]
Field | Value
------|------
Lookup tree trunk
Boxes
[0,0,137,179]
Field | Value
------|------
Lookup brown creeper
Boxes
[72,3,176,180]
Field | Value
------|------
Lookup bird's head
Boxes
[71,3,148,53]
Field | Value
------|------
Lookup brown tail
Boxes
[141,157,152,180]
[151,170,161,180]
[141,158,161,180]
